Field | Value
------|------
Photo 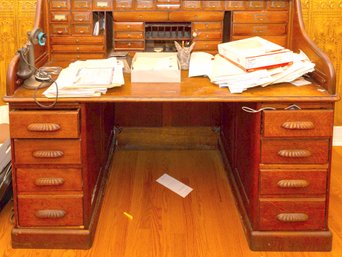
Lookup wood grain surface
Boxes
[0,147,342,256]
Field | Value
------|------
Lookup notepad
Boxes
[156,173,193,198]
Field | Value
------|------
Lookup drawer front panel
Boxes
[17,168,82,193]
[9,110,79,138]
[114,41,145,49]
[233,11,289,23]
[50,0,70,10]
[231,35,287,47]
[51,24,70,35]
[18,195,83,227]
[169,11,224,22]
[93,0,112,10]
[72,0,92,10]
[260,170,327,195]
[14,139,81,165]
[192,22,222,31]
[51,12,70,22]
[263,110,334,137]
[194,31,222,40]
[51,53,106,61]
[51,44,104,53]
[182,1,201,10]
[232,24,287,36]
[50,36,104,44]
[114,32,144,39]
[114,12,168,21]
[114,22,144,31]
[261,139,329,164]
[71,12,92,23]
[72,24,93,34]
[193,40,221,51]
[259,199,326,230]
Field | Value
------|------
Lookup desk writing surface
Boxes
[5,71,338,104]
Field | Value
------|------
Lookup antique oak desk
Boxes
[5,0,339,251]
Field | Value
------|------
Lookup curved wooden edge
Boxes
[6,54,21,96]
[291,0,336,94]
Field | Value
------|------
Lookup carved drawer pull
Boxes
[34,178,65,186]
[27,123,61,132]
[32,150,64,158]
[277,179,309,188]
[277,213,309,222]
[278,149,312,158]
[35,209,66,219]
[281,121,315,130]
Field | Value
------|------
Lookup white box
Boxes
[131,52,181,83]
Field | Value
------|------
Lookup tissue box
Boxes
[131,52,181,83]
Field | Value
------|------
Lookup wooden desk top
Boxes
[4,71,339,104]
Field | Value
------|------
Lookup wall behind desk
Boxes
[0,0,341,124]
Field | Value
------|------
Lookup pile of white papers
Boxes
[44,58,124,98]
[189,50,315,94]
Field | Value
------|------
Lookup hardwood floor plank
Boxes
[0,147,342,256]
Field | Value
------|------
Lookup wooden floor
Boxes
[0,147,342,257]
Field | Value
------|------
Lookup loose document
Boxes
[188,51,315,94]
[44,58,124,98]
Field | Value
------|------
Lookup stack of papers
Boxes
[218,36,293,71]
[189,50,315,94]
[44,58,124,98]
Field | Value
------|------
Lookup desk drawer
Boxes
[192,40,221,51]
[263,110,334,138]
[50,36,104,45]
[50,0,70,10]
[93,0,113,10]
[51,23,70,35]
[261,139,329,164]
[17,168,82,193]
[72,0,92,10]
[192,22,222,31]
[233,11,289,23]
[181,1,201,10]
[194,31,222,40]
[114,40,145,50]
[51,44,104,53]
[71,12,92,23]
[14,139,81,165]
[231,35,287,47]
[232,24,287,36]
[10,110,80,138]
[51,53,106,61]
[114,22,144,31]
[260,169,327,196]
[72,24,93,35]
[18,195,83,227]
[259,199,326,230]
[114,32,144,39]
[50,12,70,22]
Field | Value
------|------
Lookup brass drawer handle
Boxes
[34,178,65,186]
[277,213,309,222]
[277,179,309,188]
[27,123,61,132]
[281,121,315,130]
[32,150,64,158]
[278,149,312,158]
[35,209,66,219]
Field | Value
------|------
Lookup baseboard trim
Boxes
[333,126,342,146]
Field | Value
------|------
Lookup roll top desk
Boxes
[5,0,339,251]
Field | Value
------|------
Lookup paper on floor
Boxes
[156,173,193,198]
